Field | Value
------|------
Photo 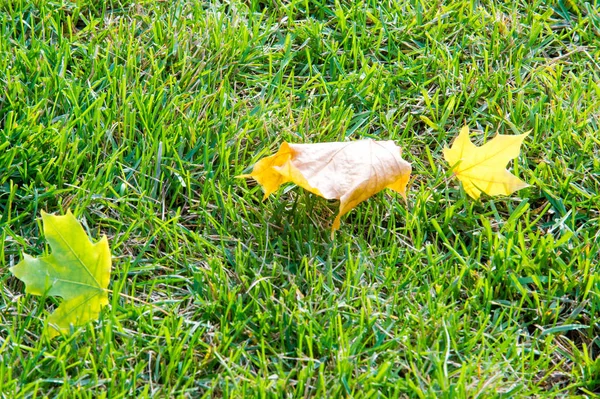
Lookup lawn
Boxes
[1,0,599,397]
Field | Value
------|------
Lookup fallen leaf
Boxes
[10,210,111,338]
[239,140,412,234]
[443,126,529,199]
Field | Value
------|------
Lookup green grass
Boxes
[1,0,599,397]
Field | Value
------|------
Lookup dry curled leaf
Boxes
[10,210,111,338]
[239,140,412,234]
[444,126,529,199]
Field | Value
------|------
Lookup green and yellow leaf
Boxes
[10,210,111,338]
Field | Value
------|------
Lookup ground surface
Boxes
[1,0,599,397]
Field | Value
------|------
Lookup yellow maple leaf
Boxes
[443,126,529,199]
[239,140,412,234]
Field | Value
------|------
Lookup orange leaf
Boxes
[443,126,529,199]
[239,140,412,234]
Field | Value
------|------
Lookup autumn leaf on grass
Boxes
[443,126,529,199]
[238,140,412,234]
[10,210,111,338]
